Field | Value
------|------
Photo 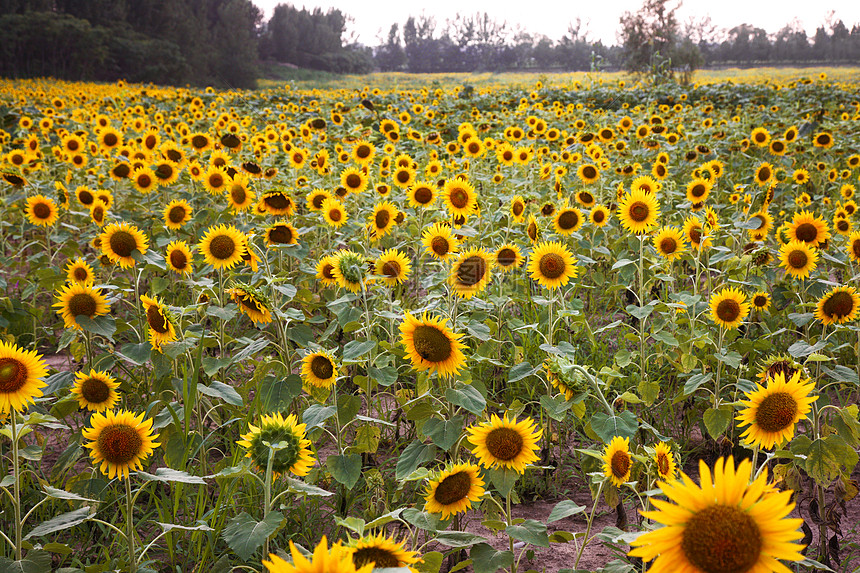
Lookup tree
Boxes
[375,24,407,71]
[619,0,702,81]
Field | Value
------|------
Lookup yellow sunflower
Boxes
[199,224,247,270]
[683,215,711,250]
[261,190,295,216]
[163,199,192,230]
[778,240,818,280]
[0,341,48,413]
[526,213,541,243]
[140,295,177,349]
[847,231,860,262]
[709,287,750,330]
[602,436,632,487]
[346,533,420,571]
[628,457,805,572]
[577,163,600,184]
[263,538,373,573]
[449,248,493,299]
[341,166,369,194]
[89,200,108,227]
[528,241,578,289]
[53,283,110,330]
[467,414,541,474]
[25,195,59,227]
[227,173,255,212]
[422,223,459,261]
[407,181,436,208]
[751,291,772,312]
[815,285,860,325]
[301,350,338,389]
[237,412,315,477]
[653,441,676,481]
[202,164,229,195]
[442,178,477,218]
[494,244,523,272]
[424,463,485,519]
[331,250,367,293]
[100,222,149,269]
[787,210,830,248]
[369,202,399,240]
[131,166,157,194]
[375,249,412,286]
[316,254,339,287]
[65,257,95,285]
[321,198,348,228]
[165,240,193,276]
[228,284,273,324]
[617,188,660,234]
[754,162,775,187]
[736,371,818,450]
[685,178,711,203]
[554,206,584,236]
[306,188,331,212]
[70,369,120,412]
[652,226,686,261]
[83,409,160,479]
[510,195,526,223]
[589,205,611,227]
[399,312,466,378]
[265,221,299,247]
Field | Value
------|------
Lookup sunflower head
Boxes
[228,283,273,325]
[709,286,750,330]
[100,222,149,269]
[736,370,818,450]
[449,248,493,299]
[82,409,160,479]
[301,351,338,388]
[237,412,316,477]
[618,188,660,234]
[653,441,676,480]
[346,533,421,571]
[528,241,578,289]
[375,249,412,286]
[0,341,49,413]
[199,224,247,270]
[53,282,110,330]
[264,537,373,573]
[332,250,367,293]
[424,462,486,520]
[815,285,859,325]
[602,436,632,487]
[70,369,120,412]
[467,414,541,473]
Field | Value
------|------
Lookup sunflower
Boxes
[422,223,459,260]
[407,181,436,208]
[331,250,367,293]
[130,166,157,194]
[528,241,578,289]
[442,178,477,218]
[815,285,860,325]
[736,371,818,450]
[449,248,493,299]
[237,412,315,477]
[391,165,416,188]
[265,221,299,247]
[750,127,771,146]
[227,173,255,212]
[847,231,860,262]
[685,178,711,204]
[400,312,466,378]
[590,205,611,227]
[140,295,177,349]
[100,222,148,269]
[787,210,830,247]
[351,140,376,165]
[554,206,584,236]
[75,186,95,208]
[65,257,95,285]
[165,240,193,276]
[83,409,160,479]
[341,167,369,194]
[70,369,120,412]
[467,414,541,473]
[261,190,296,216]
[653,441,676,481]
[346,533,420,571]
[510,195,526,223]
[153,160,180,187]
[618,188,660,234]
[628,457,805,572]
[709,287,750,329]
[424,463,485,519]
[375,249,411,286]
[202,165,229,195]
[683,215,710,250]
[263,538,372,573]
[494,243,523,272]
[575,189,597,208]
[199,224,247,270]
[163,199,192,230]
[25,195,59,227]
[525,214,541,243]
[228,284,273,324]
[813,132,834,149]
[316,254,339,287]
[89,200,108,227]
[754,162,775,187]
[0,341,48,413]
[751,291,771,312]
[54,283,110,330]
[757,354,806,384]
[370,202,399,240]
[779,240,818,280]
[301,351,338,388]
[577,163,600,184]
[652,227,686,261]
[306,188,331,212]
[602,436,632,487]
[321,198,348,228]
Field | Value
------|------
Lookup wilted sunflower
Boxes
[65,257,95,285]
[815,285,859,325]
[228,283,273,324]
[736,371,817,450]
[163,199,192,230]
[165,240,193,276]
[709,286,750,329]
[554,206,584,235]
[70,369,120,412]
[261,189,296,216]
[618,188,660,234]
[652,226,686,261]
[301,350,338,388]
[0,341,48,413]
[237,412,315,477]
[264,538,372,573]
[25,195,59,227]
[424,463,485,519]
[100,222,148,268]
[346,533,420,571]
[787,210,830,248]
[83,409,160,479]
[407,181,436,208]
[422,223,459,261]
[757,354,806,384]
[442,178,477,218]
[265,221,299,247]
[590,205,610,227]
[653,441,676,481]
[199,224,247,270]
[315,254,339,287]
[400,312,466,378]
[750,291,772,312]
[375,249,411,286]
[140,295,177,349]
[467,414,541,474]
[54,283,110,330]
[779,240,818,279]
[602,436,632,487]
[321,198,348,228]
[628,457,805,573]
[494,244,523,272]
[369,202,399,240]
[528,241,578,289]
[449,248,493,299]
[332,250,367,293]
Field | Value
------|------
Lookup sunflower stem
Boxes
[713,327,725,410]
[574,479,604,570]
[263,445,275,560]
[125,475,137,573]
[637,234,646,389]
[11,409,22,561]
[505,487,516,573]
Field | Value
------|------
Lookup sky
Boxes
[253,0,860,46]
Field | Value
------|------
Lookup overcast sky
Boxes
[253,0,860,46]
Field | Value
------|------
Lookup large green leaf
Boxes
[445,382,486,415]
[547,500,586,523]
[223,511,283,562]
[74,315,116,341]
[327,454,362,488]
[396,440,437,480]
[433,531,487,547]
[198,381,243,406]
[506,519,549,547]
[138,468,206,484]
[421,416,463,451]
[259,374,302,413]
[590,411,638,443]
[0,550,52,573]
[703,407,732,439]
[26,507,92,539]
[470,543,513,573]
[342,339,376,361]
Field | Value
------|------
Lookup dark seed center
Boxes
[787,250,808,269]
[485,427,524,461]
[147,305,169,334]
[0,358,26,392]
[382,260,401,277]
[434,471,472,505]
[431,236,450,256]
[794,223,818,244]
[168,206,187,223]
[755,391,798,433]
[456,255,487,287]
[450,188,469,208]
[611,450,630,479]
[69,293,97,317]
[412,325,453,363]
[558,211,579,230]
[96,425,144,465]
[209,235,236,260]
[414,187,433,204]
[346,174,362,189]
[630,202,650,222]
[375,210,391,229]
[353,547,400,569]
[169,250,188,269]
[310,355,334,380]
[716,299,741,323]
[538,253,566,279]
[682,505,762,573]
[81,377,110,404]
[822,291,855,319]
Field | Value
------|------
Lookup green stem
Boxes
[574,479,605,569]
[263,446,274,560]
[713,327,725,410]
[506,489,516,573]
[11,409,22,561]
[638,234,646,386]
[126,476,137,573]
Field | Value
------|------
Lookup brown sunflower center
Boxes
[168,206,187,223]
[147,305,169,334]
[754,133,766,143]
[79,190,94,205]
[433,471,472,507]
[269,225,293,245]
[580,191,594,204]
[81,376,110,404]
[582,165,597,179]
[352,547,400,569]
[753,295,768,308]
[113,164,131,178]
[192,135,209,149]
[527,222,538,240]
[0,358,26,393]
[449,187,469,209]
[155,164,174,180]
[851,239,860,260]
[356,145,371,159]
[321,263,335,280]
[836,219,850,233]
[328,208,342,222]
[381,260,401,278]
[715,298,741,323]
[610,450,630,479]
[414,187,433,204]
[541,203,555,216]
[682,504,762,573]
[33,202,51,219]
[757,166,771,181]
[593,210,606,223]
[656,452,670,477]
[794,223,818,243]
[629,202,650,222]
[169,250,188,270]
[497,248,516,267]
[690,183,707,198]
[787,249,808,269]
[558,210,579,230]
[230,185,246,204]
[754,391,798,433]
[109,230,138,257]
[312,194,326,209]
[431,236,450,257]
[456,256,487,287]
[73,267,89,281]
[68,293,97,317]
[375,209,391,229]
[209,235,236,260]
[512,201,524,216]
[821,291,855,319]
[310,355,334,380]
[660,237,678,254]
[538,253,566,280]
[411,325,453,363]
[485,427,524,461]
[396,170,411,184]
[264,194,289,210]
[765,361,796,381]
[346,173,362,189]
[96,424,144,465]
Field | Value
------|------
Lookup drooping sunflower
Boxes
[261,189,295,216]
[554,206,584,236]
[751,291,772,312]
[265,221,299,247]
[449,248,493,299]
[346,533,420,571]
[709,286,750,330]
[25,195,59,227]
[0,341,48,413]
[54,283,110,330]
[467,414,541,474]
[602,436,632,487]
[89,200,108,227]
[628,457,805,572]
[140,295,177,349]
[331,250,367,293]
[575,189,597,208]
[528,241,578,289]
[422,223,459,261]
[321,198,348,228]
[400,312,466,378]
[786,210,830,248]
[442,178,477,218]
[736,371,818,450]
[652,226,686,261]
[526,213,541,243]
[375,249,411,286]
[778,240,818,280]
[510,195,526,223]
[237,412,315,477]
[424,463,485,519]
[301,350,338,389]
[407,181,436,208]
[228,283,273,324]
[589,205,611,227]
[369,202,399,240]
[199,224,247,270]
[617,188,660,234]
[165,240,193,276]
[70,369,120,412]
[263,538,372,573]
[65,257,95,285]
[683,215,711,250]
[494,244,523,272]
[757,354,806,384]
[83,409,160,479]
[653,441,676,481]
[163,199,192,230]
[100,222,148,269]
[814,285,860,325]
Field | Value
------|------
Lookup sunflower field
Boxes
[1,71,860,573]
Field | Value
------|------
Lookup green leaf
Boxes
[223,511,283,562]
[396,440,436,480]
[626,303,654,321]
[116,342,152,365]
[337,394,362,426]
[651,330,678,346]
[434,531,488,547]
[351,425,381,454]
[547,500,586,523]
[470,543,513,573]
[335,516,366,536]
[342,339,376,361]
[445,382,486,415]
[540,394,573,421]
[137,468,206,484]
[486,467,519,498]
[26,507,92,539]
[590,411,639,443]
[703,407,733,439]
[369,365,399,386]
[466,321,491,341]
[259,374,302,413]
[401,508,442,532]
[42,486,94,502]
[285,477,334,497]
[198,381,243,406]
[806,438,841,487]
[422,416,463,451]
[508,362,538,383]
[201,356,232,376]
[327,454,362,488]
[506,519,549,548]
[74,315,116,341]
[206,304,237,321]
[683,372,713,396]
[0,550,52,573]
[303,404,336,428]
[413,551,443,573]
[787,340,826,358]
[714,350,742,369]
